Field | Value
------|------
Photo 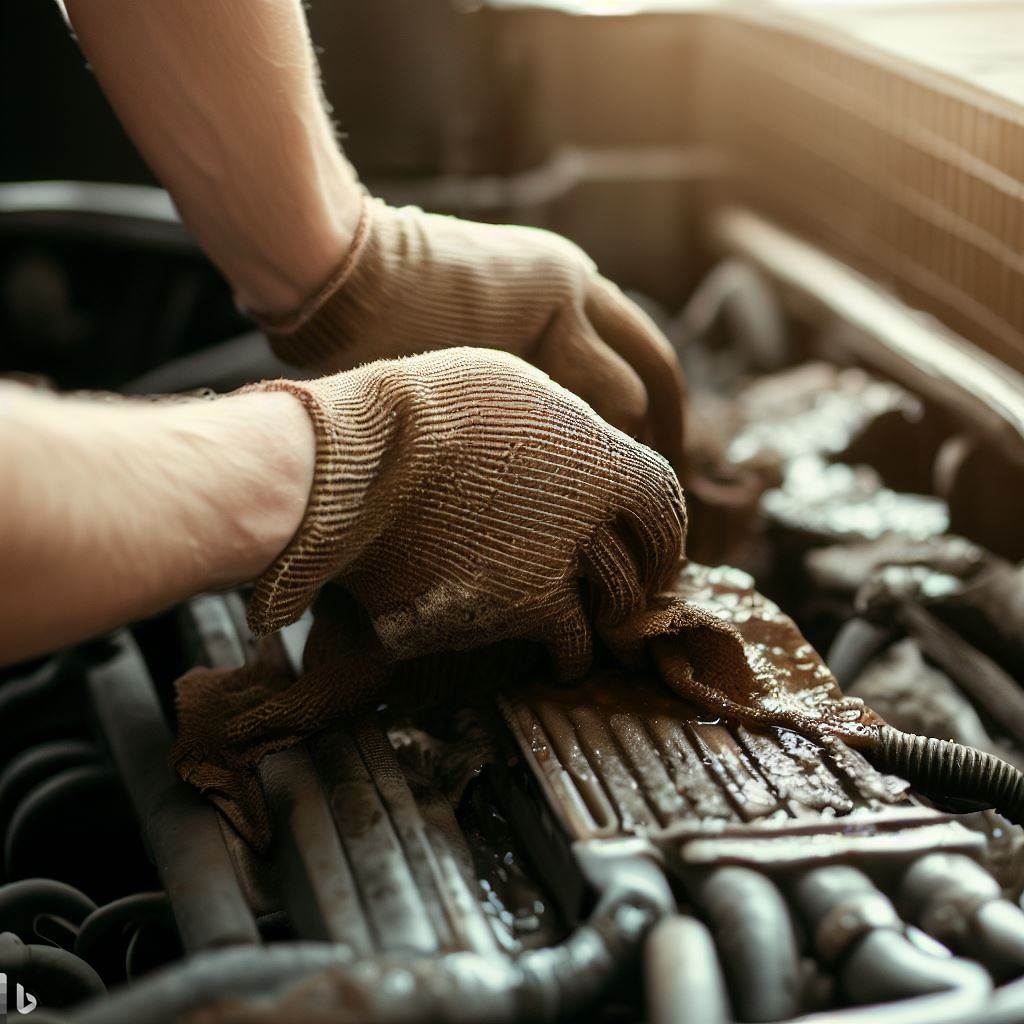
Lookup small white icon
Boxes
[15,984,35,1015]
[0,973,37,1019]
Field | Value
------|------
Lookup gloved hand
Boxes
[254,196,686,467]
[245,347,686,679]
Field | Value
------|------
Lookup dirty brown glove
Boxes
[254,196,686,467]
[245,347,686,678]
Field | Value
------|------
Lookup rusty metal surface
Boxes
[502,669,984,867]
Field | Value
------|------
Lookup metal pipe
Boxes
[899,854,1024,979]
[645,916,732,1024]
[86,632,259,952]
[72,891,658,1024]
[712,206,1024,467]
[693,867,800,1022]
[792,866,990,1007]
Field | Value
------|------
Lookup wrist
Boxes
[231,153,364,316]
[178,391,316,590]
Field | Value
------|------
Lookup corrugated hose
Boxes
[867,726,1024,827]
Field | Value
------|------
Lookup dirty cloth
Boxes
[172,562,880,850]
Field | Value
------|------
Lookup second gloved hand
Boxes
[246,347,686,679]
[254,196,686,467]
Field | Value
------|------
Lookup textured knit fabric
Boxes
[172,588,389,844]
[172,564,883,851]
[243,347,687,672]
[253,195,686,456]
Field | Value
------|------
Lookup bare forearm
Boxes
[64,0,361,312]
[0,387,314,665]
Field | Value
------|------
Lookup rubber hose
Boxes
[0,933,106,1006]
[868,726,1024,826]
[0,879,96,940]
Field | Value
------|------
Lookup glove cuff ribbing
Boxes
[251,192,376,367]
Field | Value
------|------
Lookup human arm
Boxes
[0,384,314,665]
[63,0,686,465]
[62,0,360,315]
[1,349,684,670]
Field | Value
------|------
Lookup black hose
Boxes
[0,931,106,1007]
[868,726,1024,826]
[0,879,96,941]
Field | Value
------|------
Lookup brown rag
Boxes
[172,562,881,850]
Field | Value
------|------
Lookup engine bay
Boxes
[3,235,1024,1021]
[3,2,1024,1022]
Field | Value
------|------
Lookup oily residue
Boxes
[502,563,910,842]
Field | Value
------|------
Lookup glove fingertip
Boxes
[540,601,594,684]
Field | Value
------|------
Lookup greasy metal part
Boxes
[728,362,926,475]
[645,916,732,1024]
[870,727,1024,827]
[713,207,1024,473]
[985,978,1024,1024]
[894,603,1024,748]
[672,259,790,375]
[187,590,509,960]
[826,620,894,689]
[759,459,948,547]
[72,881,661,1024]
[843,931,989,1005]
[259,745,375,951]
[692,867,800,1022]
[844,640,1011,765]
[71,943,354,1024]
[260,720,504,959]
[791,867,990,1006]
[500,669,982,869]
[181,593,249,671]
[309,719,500,956]
[898,854,1024,980]
[86,632,260,951]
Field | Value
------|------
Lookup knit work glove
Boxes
[245,347,686,679]
[254,196,686,468]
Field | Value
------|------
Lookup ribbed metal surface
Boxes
[260,718,500,958]
[501,671,911,843]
